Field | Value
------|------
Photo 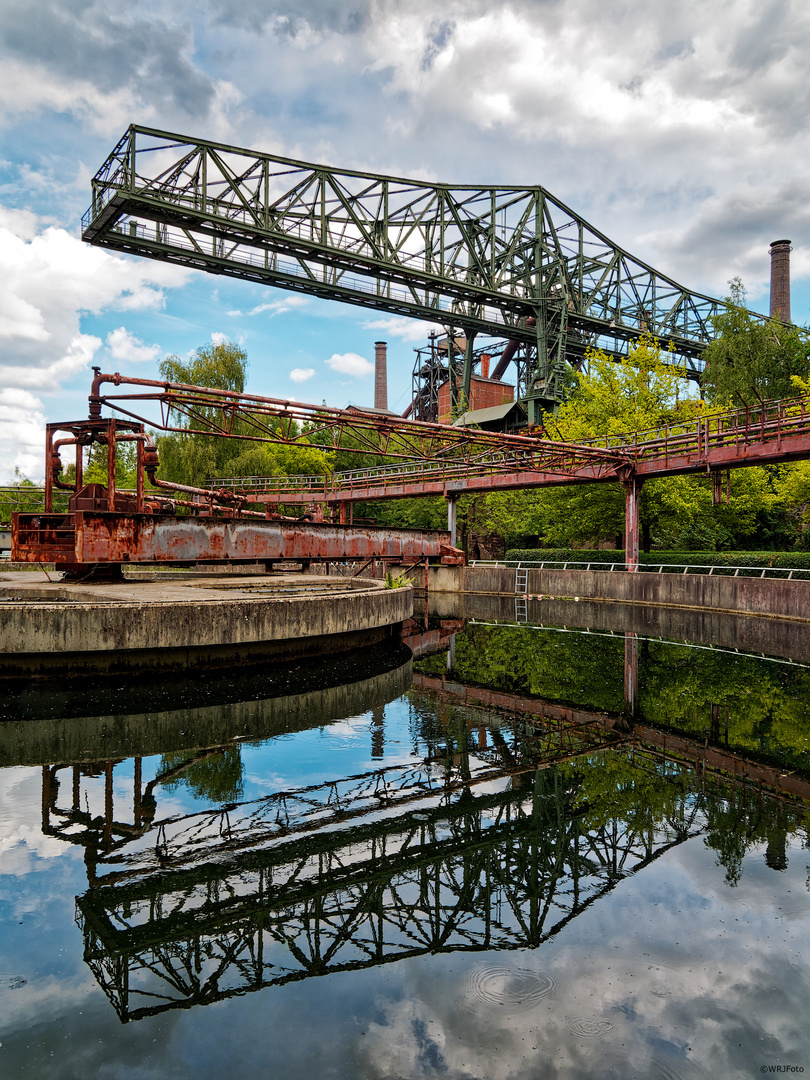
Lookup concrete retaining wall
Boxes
[423,564,810,621]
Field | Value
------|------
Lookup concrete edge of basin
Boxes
[0,574,413,677]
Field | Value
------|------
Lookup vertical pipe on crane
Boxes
[106,420,117,512]
[75,440,83,493]
[44,426,54,512]
[136,438,144,512]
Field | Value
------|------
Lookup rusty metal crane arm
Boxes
[88,369,630,480]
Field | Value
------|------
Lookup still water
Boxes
[1,597,809,1079]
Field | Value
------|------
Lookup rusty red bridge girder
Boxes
[12,369,810,571]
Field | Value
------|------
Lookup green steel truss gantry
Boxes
[83,125,729,415]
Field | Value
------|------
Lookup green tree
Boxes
[160,746,244,803]
[701,279,810,406]
[83,440,138,488]
[485,336,769,551]
[160,340,248,393]
[154,340,333,489]
[0,471,46,524]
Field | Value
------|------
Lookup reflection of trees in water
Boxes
[415,624,625,713]
[702,787,800,886]
[33,630,810,1025]
[160,746,244,804]
[415,625,810,776]
[638,642,810,776]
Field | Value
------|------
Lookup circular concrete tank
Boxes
[0,571,413,678]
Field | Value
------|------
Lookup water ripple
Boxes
[465,964,557,1010]
[565,1015,614,1039]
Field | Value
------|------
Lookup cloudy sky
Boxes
[2,0,810,480]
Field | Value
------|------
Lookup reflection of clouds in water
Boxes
[465,964,556,1009]
[0,769,66,872]
[356,837,810,1079]
[565,1015,614,1038]
[0,972,93,1035]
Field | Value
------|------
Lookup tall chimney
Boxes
[481,353,491,379]
[769,239,791,322]
[374,341,388,410]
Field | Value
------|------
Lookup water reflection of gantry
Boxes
[40,704,716,1024]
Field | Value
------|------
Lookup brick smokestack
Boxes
[374,341,388,410]
[769,239,791,323]
[481,353,491,379]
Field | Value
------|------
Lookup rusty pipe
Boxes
[89,367,126,419]
[491,318,535,382]
[50,438,79,490]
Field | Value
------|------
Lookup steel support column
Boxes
[623,476,643,571]
[447,496,458,547]
[461,331,476,412]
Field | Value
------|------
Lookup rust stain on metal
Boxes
[13,511,462,568]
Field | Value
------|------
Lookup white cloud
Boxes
[289,367,316,382]
[325,351,373,377]
[105,326,161,365]
[210,331,229,345]
[227,295,311,317]
[0,387,45,482]
[363,316,443,343]
[0,206,186,385]
[0,205,189,480]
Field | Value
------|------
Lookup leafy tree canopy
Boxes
[154,339,332,488]
[160,340,248,393]
[477,337,780,551]
[701,279,810,407]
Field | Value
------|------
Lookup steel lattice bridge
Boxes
[80,125,752,416]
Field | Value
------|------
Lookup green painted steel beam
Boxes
[81,126,761,388]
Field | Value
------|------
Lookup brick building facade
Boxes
[437,375,514,425]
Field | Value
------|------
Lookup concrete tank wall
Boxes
[422,565,810,621]
[0,574,413,676]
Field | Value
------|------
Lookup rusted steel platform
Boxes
[11,512,461,570]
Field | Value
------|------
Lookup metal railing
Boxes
[468,559,810,580]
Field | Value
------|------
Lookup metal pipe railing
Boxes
[469,559,810,579]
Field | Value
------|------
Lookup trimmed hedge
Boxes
[503,548,810,575]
